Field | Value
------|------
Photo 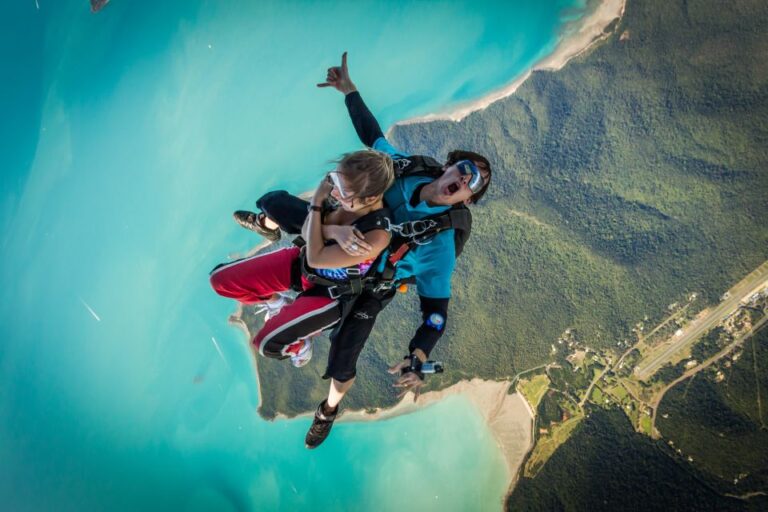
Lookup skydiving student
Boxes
[210,150,394,367]
[235,53,493,449]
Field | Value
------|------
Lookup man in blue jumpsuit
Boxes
[238,53,492,448]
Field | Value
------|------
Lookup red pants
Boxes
[209,247,340,358]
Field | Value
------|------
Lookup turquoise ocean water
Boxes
[1,1,587,510]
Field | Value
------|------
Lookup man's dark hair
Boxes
[445,150,492,204]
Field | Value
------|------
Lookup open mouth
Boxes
[446,182,460,195]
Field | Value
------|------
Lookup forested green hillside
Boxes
[249,0,768,423]
[656,326,768,495]
[506,408,756,511]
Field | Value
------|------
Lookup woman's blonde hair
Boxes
[334,150,394,200]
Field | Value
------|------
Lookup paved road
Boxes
[635,260,768,380]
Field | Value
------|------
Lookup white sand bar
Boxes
[394,0,626,125]
[342,379,534,489]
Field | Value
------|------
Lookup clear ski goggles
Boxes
[455,160,484,193]
[327,171,351,199]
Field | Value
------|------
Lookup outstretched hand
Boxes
[317,51,357,95]
[388,360,425,402]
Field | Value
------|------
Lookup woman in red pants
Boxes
[210,149,394,367]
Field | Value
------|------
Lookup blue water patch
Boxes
[1,0,588,509]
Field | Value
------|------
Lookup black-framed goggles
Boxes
[456,160,483,193]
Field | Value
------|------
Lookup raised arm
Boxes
[318,52,404,155]
[344,91,384,148]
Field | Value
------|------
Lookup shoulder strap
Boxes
[299,208,393,298]
[387,205,472,255]
[392,155,444,180]
[375,204,472,291]
[351,207,392,234]
[448,206,472,257]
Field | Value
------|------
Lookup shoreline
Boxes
[391,0,626,127]
[261,377,535,493]
[339,379,534,484]
[231,292,534,483]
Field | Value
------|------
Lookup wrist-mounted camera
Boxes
[401,354,444,380]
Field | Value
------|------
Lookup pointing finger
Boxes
[341,51,348,72]
[317,82,332,88]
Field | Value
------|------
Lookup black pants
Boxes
[323,289,395,382]
[256,190,308,235]
[256,190,396,382]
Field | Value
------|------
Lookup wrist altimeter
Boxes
[401,354,444,380]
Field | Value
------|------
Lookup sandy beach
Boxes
[340,379,534,486]
[393,0,626,126]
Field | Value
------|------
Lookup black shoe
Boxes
[233,210,280,242]
[305,400,337,449]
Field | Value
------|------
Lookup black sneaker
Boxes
[233,211,280,242]
[305,400,337,449]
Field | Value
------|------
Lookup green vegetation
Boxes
[524,413,583,478]
[518,374,551,410]
[657,326,768,495]
[691,327,730,362]
[508,408,751,511]
[651,360,688,384]
[538,390,566,425]
[616,348,640,377]
[639,414,653,436]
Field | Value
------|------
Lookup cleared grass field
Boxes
[524,413,584,478]
[518,374,551,411]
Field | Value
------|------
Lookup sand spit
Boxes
[341,379,534,483]
[394,0,626,126]
[228,256,536,494]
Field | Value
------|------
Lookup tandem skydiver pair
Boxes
[211,53,492,449]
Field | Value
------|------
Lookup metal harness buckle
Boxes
[327,285,343,299]
[387,219,438,239]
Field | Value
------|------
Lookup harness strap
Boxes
[290,253,304,292]
[388,243,411,265]
[347,267,362,295]
[392,155,444,180]
[386,207,470,246]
